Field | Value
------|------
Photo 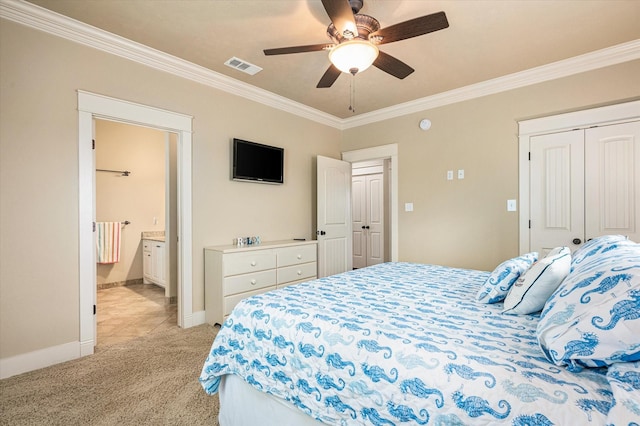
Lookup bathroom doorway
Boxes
[94,119,178,347]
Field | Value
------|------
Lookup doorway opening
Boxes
[78,91,193,357]
[94,119,178,347]
[343,143,398,263]
[351,159,391,269]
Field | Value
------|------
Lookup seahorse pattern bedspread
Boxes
[200,263,623,425]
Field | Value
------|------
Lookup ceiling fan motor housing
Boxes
[327,14,381,44]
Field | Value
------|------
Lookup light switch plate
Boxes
[447,170,453,180]
[405,203,414,212]
[457,169,465,179]
[507,199,517,212]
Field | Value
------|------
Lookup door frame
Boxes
[342,143,398,262]
[78,91,193,356]
[518,100,640,254]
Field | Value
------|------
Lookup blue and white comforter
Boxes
[200,262,638,425]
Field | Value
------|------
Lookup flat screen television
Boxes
[232,138,284,184]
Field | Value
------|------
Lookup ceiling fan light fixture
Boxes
[328,40,379,74]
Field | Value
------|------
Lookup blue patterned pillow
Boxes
[571,234,630,272]
[476,252,538,303]
[537,241,640,372]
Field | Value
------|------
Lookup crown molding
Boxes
[0,0,343,129]
[341,39,640,129]
[2,0,639,131]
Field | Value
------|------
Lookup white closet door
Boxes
[530,130,585,255]
[352,175,366,269]
[366,174,385,266]
[585,121,640,243]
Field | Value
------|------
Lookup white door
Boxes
[352,175,366,269]
[585,121,640,243]
[317,156,352,278]
[366,174,385,266]
[530,129,585,255]
[529,120,640,254]
[352,173,385,268]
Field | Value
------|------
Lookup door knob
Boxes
[362,225,366,229]
[365,226,370,229]
[316,230,326,236]
[572,238,582,245]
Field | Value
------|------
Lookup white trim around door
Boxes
[342,143,398,262]
[78,91,193,356]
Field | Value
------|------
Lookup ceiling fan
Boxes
[264,0,449,88]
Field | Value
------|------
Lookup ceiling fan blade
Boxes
[372,11,449,45]
[321,0,357,37]
[264,43,333,55]
[317,65,342,88]
[373,51,414,79]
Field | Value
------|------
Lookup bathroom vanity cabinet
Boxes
[143,239,166,288]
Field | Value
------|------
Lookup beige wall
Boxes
[95,120,166,286]
[343,60,640,271]
[1,16,639,362]
[0,20,341,359]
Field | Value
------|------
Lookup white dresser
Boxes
[204,240,317,325]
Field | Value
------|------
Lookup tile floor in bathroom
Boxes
[96,283,177,349]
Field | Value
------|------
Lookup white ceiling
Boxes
[23,0,640,119]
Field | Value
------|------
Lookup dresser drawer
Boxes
[223,251,276,276]
[278,244,317,267]
[223,270,276,296]
[224,286,275,316]
[277,262,317,285]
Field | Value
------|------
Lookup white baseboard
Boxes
[1,312,207,379]
[0,341,80,379]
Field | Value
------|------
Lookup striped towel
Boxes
[96,222,121,264]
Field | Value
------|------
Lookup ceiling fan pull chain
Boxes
[349,73,356,113]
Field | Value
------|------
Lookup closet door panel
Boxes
[585,121,640,242]
[366,174,384,266]
[530,130,585,255]
[352,176,366,269]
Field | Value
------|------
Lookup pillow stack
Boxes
[536,235,640,372]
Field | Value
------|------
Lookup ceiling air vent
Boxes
[224,57,262,75]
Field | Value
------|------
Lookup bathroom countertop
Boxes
[141,231,165,242]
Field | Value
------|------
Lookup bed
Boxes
[200,236,640,425]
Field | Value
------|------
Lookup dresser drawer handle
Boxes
[250,261,257,267]
[297,254,302,260]
[250,279,257,285]
[297,270,302,275]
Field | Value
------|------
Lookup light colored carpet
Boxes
[0,324,220,425]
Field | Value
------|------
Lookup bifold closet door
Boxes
[584,121,640,244]
[530,120,640,254]
[530,130,585,256]
[352,173,384,268]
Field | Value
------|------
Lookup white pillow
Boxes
[545,246,568,258]
[503,247,571,315]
